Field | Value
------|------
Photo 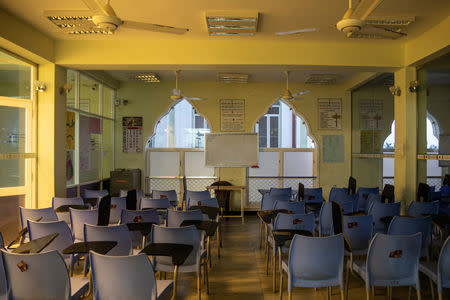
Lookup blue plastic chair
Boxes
[280,234,344,299]
[0,247,6,300]
[273,201,305,214]
[356,187,379,212]
[0,232,3,248]
[152,189,178,207]
[419,235,450,300]
[348,233,422,300]
[109,197,127,224]
[304,188,323,203]
[120,209,160,248]
[84,224,133,256]
[332,189,358,213]
[329,187,348,203]
[69,208,99,242]
[186,190,212,209]
[343,215,373,256]
[1,249,89,300]
[52,197,84,224]
[388,216,432,258]
[261,193,276,211]
[19,207,58,242]
[367,202,401,234]
[273,213,315,234]
[166,209,203,227]
[269,187,292,200]
[140,198,170,210]
[406,200,439,218]
[90,251,173,300]
[365,194,382,214]
[84,189,109,199]
[319,202,334,236]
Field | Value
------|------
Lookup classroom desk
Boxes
[206,185,246,224]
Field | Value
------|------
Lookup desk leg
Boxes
[279,247,283,299]
[241,188,245,224]
[207,236,212,268]
[171,265,178,300]
[142,235,146,249]
[272,247,277,292]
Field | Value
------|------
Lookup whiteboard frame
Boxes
[204,132,259,167]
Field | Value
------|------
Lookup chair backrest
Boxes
[1,249,71,300]
[84,189,109,199]
[417,182,430,202]
[269,187,292,200]
[406,200,439,218]
[387,216,432,257]
[84,224,132,256]
[0,232,4,248]
[329,187,347,203]
[120,209,160,225]
[69,208,99,241]
[109,197,127,224]
[365,194,382,214]
[19,207,58,230]
[343,215,373,251]
[288,234,344,286]
[186,190,211,209]
[438,236,450,292]
[319,202,334,236]
[140,198,170,210]
[52,197,84,209]
[366,233,421,287]
[332,192,355,214]
[152,190,178,203]
[273,201,305,214]
[0,249,6,300]
[274,213,315,234]
[97,195,111,226]
[348,176,357,195]
[381,184,395,203]
[27,220,73,255]
[304,188,323,203]
[90,252,158,300]
[357,187,379,212]
[368,201,401,233]
[167,210,203,227]
[261,193,276,211]
[125,189,137,210]
[189,197,219,209]
[151,225,200,267]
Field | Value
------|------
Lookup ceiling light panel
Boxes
[206,11,258,36]
[305,74,338,85]
[131,73,161,83]
[218,73,249,83]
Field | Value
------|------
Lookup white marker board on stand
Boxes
[205,133,258,167]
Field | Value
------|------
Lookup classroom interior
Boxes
[0,0,450,299]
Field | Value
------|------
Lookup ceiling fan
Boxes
[170,70,206,101]
[279,71,310,101]
[336,0,413,39]
[44,0,189,35]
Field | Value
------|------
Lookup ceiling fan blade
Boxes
[81,0,116,16]
[292,90,311,97]
[275,28,317,36]
[122,20,189,34]
[365,16,415,26]
[185,96,206,101]
[351,0,384,20]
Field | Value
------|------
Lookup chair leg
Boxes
[429,277,435,300]
[279,272,283,300]
[438,293,443,300]
[340,290,345,300]
[217,226,221,258]
[273,250,277,293]
[416,288,421,300]
[385,287,389,300]
[371,287,375,299]
[197,272,201,300]
[345,266,350,300]
[366,290,370,300]
[408,286,412,300]
[288,292,292,300]
[266,244,270,275]
[205,262,209,295]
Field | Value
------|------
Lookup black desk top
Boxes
[63,241,117,255]
[257,209,290,224]
[55,204,89,213]
[190,206,219,220]
[272,229,313,247]
[13,233,59,254]
[305,203,323,211]
[180,220,218,237]
[140,243,193,265]
[423,214,450,229]
[126,222,156,236]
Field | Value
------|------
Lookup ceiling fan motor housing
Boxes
[336,18,364,33]
[92,15,122,33]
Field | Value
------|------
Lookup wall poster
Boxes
[360,99,383,130]
[220,99,245,132]
[318,98,342,130]
[66,111,75,150]
[122,117,143,153]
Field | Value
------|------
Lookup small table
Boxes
[189,206,219,220]
[257,209,289,224]
[207,185,246,224]
[55,204,89,213]
[62,241,117,255]
[126,222,156,248]
[13,233,59,254]
[305,202,323,213]
[140,243,193,300]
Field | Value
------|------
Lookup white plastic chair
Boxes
[1,249,89,300]
[167,209,203,227]
[27,220,82,276]
[52,197,85,224]
[69,208,99,242]
[89,251,173,300]
[84,224,132,256]
[388,216,432,258]
[319,201,334,236]
[153,189,178,207]
[419,235,450,300]
[186,190,214,209]
[109,197,127,224]
[367,201,401,234]
[343,215,373,257]
[19,207,58,242]
[348,233,422,300]
[84,189,109,199]
[151,225,207,300]
[280,234,344,300]
[120,209,160,248]
[273,201,305,214]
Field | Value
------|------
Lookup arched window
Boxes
[147,100,210,148]
[254,100,315,148]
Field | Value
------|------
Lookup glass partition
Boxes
[351,73,395,188]
[0,51,32,99]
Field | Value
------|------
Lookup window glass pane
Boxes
[0,106,26,153]
[102,119,114,179]
[102,86,114,118]
[66,111,76,186]
[258,117,267,148]
[0,51,31,99]
[269,116,278,147]
[67,70,76,108]
[79,115,100,183]
[0,159,25,187]
[80,75,100,115]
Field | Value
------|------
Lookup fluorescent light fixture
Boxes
[131,73,161,83]
[206,11,258,36]
[218,73,249,83]
[305,74,338,85]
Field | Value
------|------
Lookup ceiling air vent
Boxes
[217,73,249,83]
[130,73,160,83]
[206,11,258,36]
[305,74,338,85]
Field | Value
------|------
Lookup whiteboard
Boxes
[185,152,214,176]
[205,133,258,167]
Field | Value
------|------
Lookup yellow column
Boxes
[37,63,67,207]
[394,67,417,212]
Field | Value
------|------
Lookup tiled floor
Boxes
[82,216,442,299]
